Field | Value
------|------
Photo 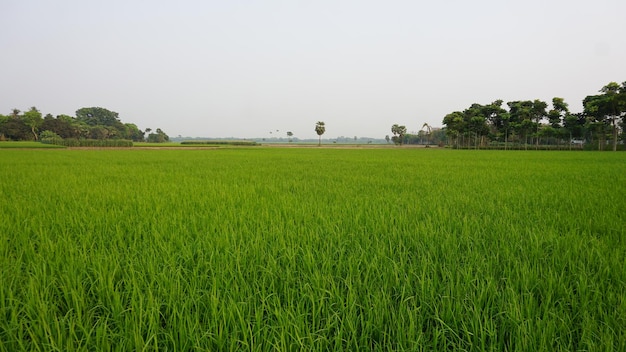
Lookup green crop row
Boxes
[181,140,258,146]
[40,138,133,147]
[0,148,624,351]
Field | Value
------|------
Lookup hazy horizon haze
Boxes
[1,0,624,139]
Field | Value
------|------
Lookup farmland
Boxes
[1,148,625,351]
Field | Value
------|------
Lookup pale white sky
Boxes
[1,0,624,139]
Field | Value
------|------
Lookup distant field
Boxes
[1,148,624,351]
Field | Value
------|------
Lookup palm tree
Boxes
[421,123,432,146]
[315,121,325,146]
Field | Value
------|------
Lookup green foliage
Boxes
[39,130,63,145]
[1,107,159,143]
[1,149,624,350]
[75,107,121,126]
[441,81,626,150]
[146,128,170,143]
[21,107,43,140]
[391,124,407,145]
[583,82,626,151]
[0,116,31,140]
[124,123,145,142]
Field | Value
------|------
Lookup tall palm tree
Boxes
[421,123,432,146]
[315,121,325,146]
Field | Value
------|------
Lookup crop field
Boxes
[1,148,625,351]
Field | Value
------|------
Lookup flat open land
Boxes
[1,148,625,351]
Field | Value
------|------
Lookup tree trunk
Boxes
[505,128,508,150]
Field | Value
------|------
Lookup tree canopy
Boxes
[0,106,167,143]
[391,124,407,145]
[583,82,626,151]
[441,81,626,151]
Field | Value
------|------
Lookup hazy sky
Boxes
[2,0,624,139]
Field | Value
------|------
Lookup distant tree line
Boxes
[0,106,169,143]
[387,124,447,146]
[441,81,626,151]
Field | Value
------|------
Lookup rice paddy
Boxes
[1,148,624,351]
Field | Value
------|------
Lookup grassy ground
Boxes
[1,148,624,351]
[0,141,66,148]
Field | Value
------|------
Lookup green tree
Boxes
[89,126,110,139]
[315,121,325,146]
[507,101,534,149]
[482,100,507,142]
[548,97,568,128]
[40,116,77,139]
[442,111,464,148]
[76,107,120,126]
[287,131,293,143]
[391,124,407,145]
[563,113,585,147]
[547,97,569,147]
[147,128,169,143]
[22,107,43,141]
[39,130,62,143]
[531,99,548,148]
[0,113,9,140]
[0,115,31,140]
[462,104,489,148]
[124,123,145,142]
[583,82,626,151]
[144,128,152,142]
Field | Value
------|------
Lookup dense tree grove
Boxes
[0,107,167,143]
[388,125,446,146]
[441,82,626,150]
[390,124,407,145]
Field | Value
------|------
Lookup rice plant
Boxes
[1,149,624,351]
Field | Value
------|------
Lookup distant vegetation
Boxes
[440,81,626,151]
[181,140,258,146]
[3,80,623,150]
[0,106,169,145]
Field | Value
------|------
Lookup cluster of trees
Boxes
[0,107,169,143]
[441,82,626,151]
[390,124,407,145]
[386,124,446,146]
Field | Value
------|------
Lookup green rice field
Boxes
[1,148,625,351]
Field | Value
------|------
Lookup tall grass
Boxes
[1,149,624,351]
